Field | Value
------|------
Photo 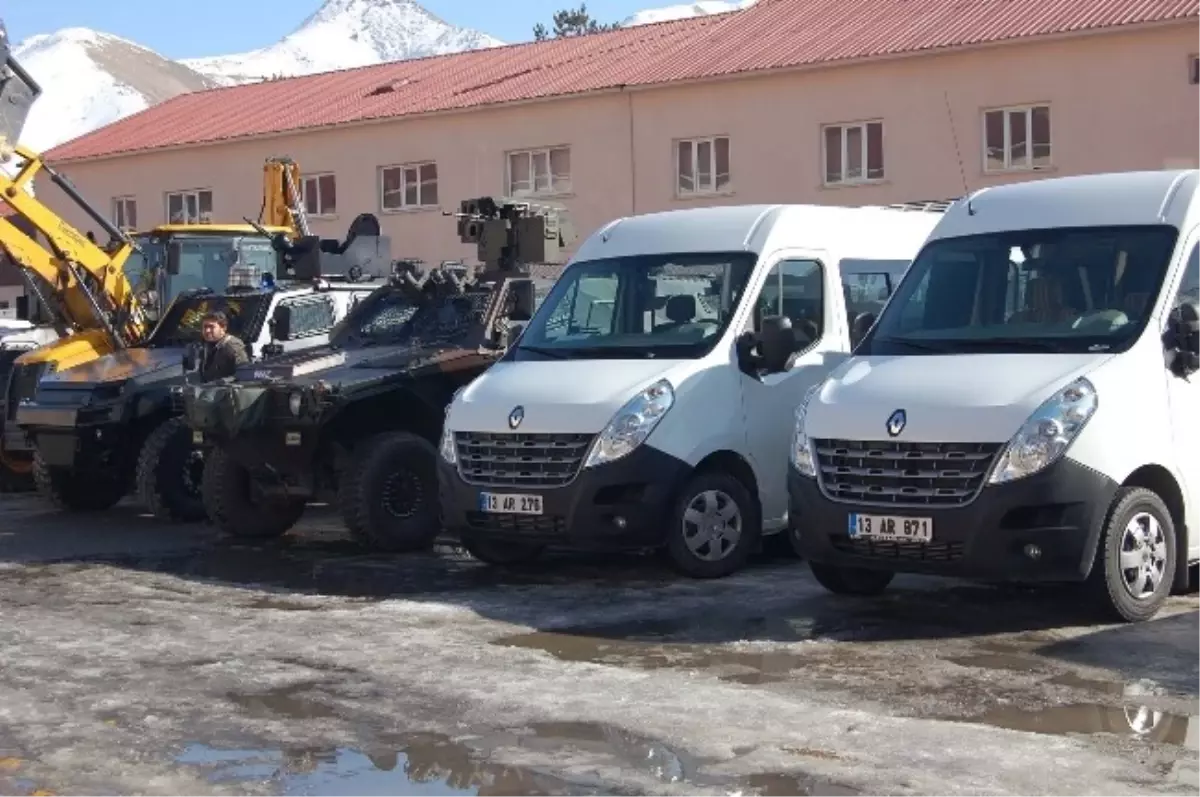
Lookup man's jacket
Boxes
[199,335,249,382]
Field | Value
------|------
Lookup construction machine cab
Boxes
[0,20,38,150]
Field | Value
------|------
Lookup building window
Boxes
[983,105,1051,173]
[112,196,137,231]
[822,121,884,185]
[507,146,571,197]
[165,189,213,224]
[676,136,730,196]
[301,173,337,216]
[1190,55,1199,85]
[380,162,438,211]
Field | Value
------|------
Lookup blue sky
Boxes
[5,0,657,57]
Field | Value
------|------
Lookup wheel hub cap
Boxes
[1118,511,1167,600]
[681,489,743,562]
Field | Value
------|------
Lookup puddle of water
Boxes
[951,703,1198,749]
[524,721,701,784]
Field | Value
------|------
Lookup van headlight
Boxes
[988,377,1098,485]
[439,386,467,464]
[584,378,674,469]
[790,384,822,477]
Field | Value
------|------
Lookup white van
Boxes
[438,203,943,577]
[790,170,1199,622]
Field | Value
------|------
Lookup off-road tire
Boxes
[201,446,305,539]
[665,469,762,579]
[0,459,34,493]
[1086,486,1176,623]
[339,431,441,553]
[32,452,127,512]
[459,532,544,566]
[809,562,894,595]
[136,417,208,522]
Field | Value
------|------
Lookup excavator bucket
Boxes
[0,20,40,149]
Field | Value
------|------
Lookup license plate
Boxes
[192,431,203,444]
[848,513,932,543]
[285,431,301,446]
[478,492,543,515]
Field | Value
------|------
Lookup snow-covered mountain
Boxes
[181,0,503,86]
[621,0,758,28]
[11,28,214,153]
[8,0,760,155]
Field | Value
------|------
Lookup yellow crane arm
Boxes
[0,144,148,347]
[260,156,310,237]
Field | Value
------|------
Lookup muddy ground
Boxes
[0,494,1197,796]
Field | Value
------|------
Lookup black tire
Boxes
[1086,486,1176,623]
[664,469,761,579]
[0,458,34,493]
[459,531,544,566]
[32,452,127,512]
[338,431,441,553]
[809,562,895,595]
[136,417,208,522]
[201,446,305,539]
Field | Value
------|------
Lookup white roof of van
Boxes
[930,170,1199,240]
[575,203,943,263]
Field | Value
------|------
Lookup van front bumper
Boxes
[788,456,1118,582]
[438,443,689,551]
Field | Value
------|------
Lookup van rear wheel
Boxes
[1087,486,1175,623]
[664,470,760,579]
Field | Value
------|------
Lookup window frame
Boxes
[674,135,732,198]
[164,188,213,225]
[301,172,337,217]
[820,121,885,186]
[981,104,1052,174]
[379,161,439,212]
[112,195,138,231]
[505,145,572,198]
[750,256,827,359]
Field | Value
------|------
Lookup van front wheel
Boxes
[664,470,760,579]
[1087,486,1176,623]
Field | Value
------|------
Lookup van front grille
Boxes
[454,431,594,489]
[814,438,1002,507]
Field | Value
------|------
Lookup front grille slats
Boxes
[831,536,966,562]
[814,438,1002,508]
[465,511,566,538]
[455,431,593,489]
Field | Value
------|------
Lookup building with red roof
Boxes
[36,0,1200,265]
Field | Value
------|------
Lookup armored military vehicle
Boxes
[183,197,572,551]
[13,214,398,517]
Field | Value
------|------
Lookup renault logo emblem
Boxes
[886,409,907,437]
[508,405,524,430]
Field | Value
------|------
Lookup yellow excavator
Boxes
[0,21,308,488]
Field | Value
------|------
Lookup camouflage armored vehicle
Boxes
[183,197,571,551]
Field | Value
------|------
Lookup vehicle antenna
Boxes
[943,90,975,215]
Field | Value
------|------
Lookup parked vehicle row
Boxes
[6,173,1197,624]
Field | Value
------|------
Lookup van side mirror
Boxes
[166,241,181,275]
[1165,300,1199,376]
[508,280,536,322]
[759,315,797,373]
[851,312,876,349]
[271,304,292,341]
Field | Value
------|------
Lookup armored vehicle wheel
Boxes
[339,431,441,553]
[201,446,305,539]
[32,452,126,512]
[0,458,34,493]
[136,417,208,522]
[459,532,544,566]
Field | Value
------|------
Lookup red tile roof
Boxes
[46,0,1198,163]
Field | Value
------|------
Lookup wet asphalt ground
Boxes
[0,494,1197,796]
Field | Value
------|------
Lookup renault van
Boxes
[789,171,1199,622]
[438,203,944,577]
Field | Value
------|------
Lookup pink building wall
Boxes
[46,23,1199,268]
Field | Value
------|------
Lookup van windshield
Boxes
[861,225,1180,356]
[511,252,757,360]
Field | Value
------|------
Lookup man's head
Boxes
[200,311,229,343]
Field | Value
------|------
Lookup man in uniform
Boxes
[198,311,248,381]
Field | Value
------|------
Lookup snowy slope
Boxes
[622,0,758,27]
[12,28,214,153]
[182,0,503,85]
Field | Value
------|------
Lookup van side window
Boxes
[756,258,823,345]
[1173,243,1198,310]
[842,272,891,331]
